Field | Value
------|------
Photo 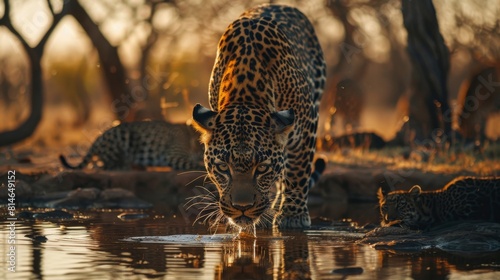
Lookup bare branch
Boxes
[0,0,6,24]
[0,0,44,147]
[47,0,55,15]
[0,1,33,52]
[35,0,69,55]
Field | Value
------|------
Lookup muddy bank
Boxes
[0,170,206,211]
[0,164,470,213]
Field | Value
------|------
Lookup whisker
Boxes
[185,201,215,211]
[257,210,274,228]
[199,202,218,213]
[184,194,212,207]
[194,208,218,225]
[194,185,218,197]
[184,184,221,228]
[202,210,220,224]
[184,173,209,187]
[202,173,217,186]
[184,184,218,208]
[177,170,208,176]
[207,213,225,233]
[192,203,218,224]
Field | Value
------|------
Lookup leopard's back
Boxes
[438,177,500,222]
[60,121,204,170]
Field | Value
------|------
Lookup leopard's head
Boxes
[192,104,294,230]
[378,185,423,228]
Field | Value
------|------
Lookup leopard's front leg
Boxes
[273,148,315,229]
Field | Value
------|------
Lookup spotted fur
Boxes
[60,121,204,170]
[378,177,500,230]
[192,4,326,229]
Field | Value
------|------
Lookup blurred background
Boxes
[0,0,499,149]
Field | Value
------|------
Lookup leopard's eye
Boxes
[256,164,271,174]
[215,162,229,173]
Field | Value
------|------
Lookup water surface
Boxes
[1,209,499,279]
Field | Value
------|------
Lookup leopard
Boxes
[191,4,326,230]
[377,177,500,230]
[59,121,204,170]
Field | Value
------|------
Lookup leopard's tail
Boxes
[310,156,327,189]
[59,129,111,169]
[59,153,93,169]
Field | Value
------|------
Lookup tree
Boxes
[0,0,133,147]
[0,0,66,147]
[401,0,452,145]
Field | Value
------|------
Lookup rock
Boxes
[32,210,73,220]
[27,170,205,209]
[31,186,152,210]
[31,191,71,208]
[31,172,102,194]
[117,212,149,220]
[94,188,152,209]
[46,188,101,209]
[99,188,135,200]
[69,187,101,199]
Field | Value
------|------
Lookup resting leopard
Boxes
[192,4,326,229]
[59,121,204,170]
[378,177,500,230]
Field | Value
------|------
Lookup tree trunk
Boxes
[0,0,62,147]
[0,49,43,147]
[401,0,452,145]
[68,1,135,121]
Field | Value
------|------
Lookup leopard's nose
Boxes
[230,194,256,211]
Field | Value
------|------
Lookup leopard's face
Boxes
[378,186,424,228]
[193,105,294,229]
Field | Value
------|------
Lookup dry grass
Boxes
[325,142,500,176]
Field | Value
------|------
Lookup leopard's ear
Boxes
[271,109,294,145]
[409,185,422,197]
[192,104,217,132]
[192,104,217,144]
[377,180,390,202]
[377,187,386,202]
[271,109,294,133]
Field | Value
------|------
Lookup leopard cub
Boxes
[378,177,500,230]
